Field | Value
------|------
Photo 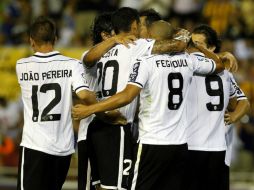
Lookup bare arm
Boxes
[76,89,128,124]
[227,97,237,112]
[76,90,97,105]
[72,85,141,120]
[83,35,136,67]
[152,39,187,54]
[194,43,224,73]
[225,99,250,125]
[218,52,238,73]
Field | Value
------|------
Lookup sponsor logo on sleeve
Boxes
[129,62,140,82]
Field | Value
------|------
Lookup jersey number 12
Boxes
[31,83,61,122]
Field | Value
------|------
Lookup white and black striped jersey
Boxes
[97,39,155,123]
[78,51,96,142]
[16,51,89,156]
[127,52,216,145]
[186,52,246,151]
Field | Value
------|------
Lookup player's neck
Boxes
[33,44,54,54]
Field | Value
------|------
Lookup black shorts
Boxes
[129,143,188,190]
[87,118,133,189]
[185,150,227,190]
[78,140,95,190]
[17,146,71,190]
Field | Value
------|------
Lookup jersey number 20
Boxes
[97,60,119,97]
[31,83,61,122]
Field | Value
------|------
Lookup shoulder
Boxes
[134,38,154,46]
[57,54,79,62]
[16,56,34,65]
[58,55,82,65]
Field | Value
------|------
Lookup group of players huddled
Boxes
[16,6,250,190]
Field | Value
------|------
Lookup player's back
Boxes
[16,51,87,155]
[186,52,235,151]
[97,39,154,123]
[131,52,195,145]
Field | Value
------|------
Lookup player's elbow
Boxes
[214,62,225,73]
[83,54,96,68]
[243,99,251,113]
[176,40,187,52]
[77,90,96,105]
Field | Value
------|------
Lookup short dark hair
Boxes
[92,12,113,45]
[111,7,140,34]
[139,9,162,27]
[30,16,56,45]
[192,24,221,53]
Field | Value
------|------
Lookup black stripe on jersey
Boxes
[17,59,76,64]
[33,53,60,58]
[193,53,205,58]
[237,95,246,99]
[230,91,236,96]
[75,85,89,92]
[146,55,159,60]
[128,81,143,88]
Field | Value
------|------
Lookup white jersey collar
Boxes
[33,51,60,58]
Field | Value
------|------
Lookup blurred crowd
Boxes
[0,0,254,176]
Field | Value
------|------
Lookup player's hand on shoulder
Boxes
[173,28,191,43]
[113,34,137,48]
[72,104,92,120]
[220,52,238,73]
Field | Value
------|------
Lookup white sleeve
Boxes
[228,73,247,100]
[190,53,216,74]
[132,39,155,57]
[128,58,149,89]
[72,60,90,94]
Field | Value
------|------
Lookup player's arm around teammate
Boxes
[83,34,137,67]
[83,10,189,69]
[71,21,226,120]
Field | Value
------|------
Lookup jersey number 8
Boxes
[167,72,183,110]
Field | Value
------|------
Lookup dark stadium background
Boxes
[0,0,254,189]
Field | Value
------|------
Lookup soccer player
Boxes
[78,12,133,190]
[72,21,226,190]
[16,17,95,190]
[139,9,190,43]
[185,24,250,190]
[139,9,162,38]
